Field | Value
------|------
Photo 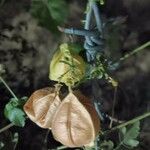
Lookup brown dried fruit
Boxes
[24,87,61,128]
[51,91,100,147]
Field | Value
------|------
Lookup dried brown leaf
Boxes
[51,91,100,147]
[24,87,61,128]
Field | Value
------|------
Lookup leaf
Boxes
[24,87,62,128]
[84,146,95,150]
[108,61,120,71]
[0,142,4,149]
[19,96,28,105]
[51,91,100,147]
[119,121,140,148]
[90,0,105,5]
[30,0,68,33]
[100,140,114,150]
[99,0,105,5]
[4,107,25,127]
[4,98,27,127]
[12,132,19,143]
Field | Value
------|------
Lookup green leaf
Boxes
[12,132,19,143]
[125,139,139,147]
[0,132,19,149]
[30,0,68,33]
[84,147,95,150]
[0,142,4,149]
[90,0,105,5]
[100,140,114,150]
[4,106,25,127]
[18,96,28,107]
[119,121,140,148]
[4,97,27,127]
[68,43,83,54]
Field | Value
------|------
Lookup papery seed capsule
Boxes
[49,43,86,86]
[24,87,61,128]
[51,91,100,147]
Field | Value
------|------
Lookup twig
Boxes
[0,76,19,100]
[13,134,19,150]
[113,142,123,150]
[51,145,68,150]
[109,86,118,128]
[42,130,50,150]
[0,123,14,134]
[103,111,150,135]
[107,115,124,124]
[119,41,150,62]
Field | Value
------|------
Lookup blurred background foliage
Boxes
[0,0,150,149]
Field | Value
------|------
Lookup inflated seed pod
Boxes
[24,87,61,128]
[49,43,86,86]
[51,91,100,147]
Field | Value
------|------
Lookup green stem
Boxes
[109,86,118,128]
[103,111,150,135]
[113,141,123,150]
[0,76,19,100]
[119,41,150,62]
[0,123,14,134]
[51,145,68,150]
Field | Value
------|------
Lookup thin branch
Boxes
[119,41,150,62]
[103,111,150,135]
[0,123,14,134]
[0,76,19,100]
[13,142,18,150]
[51,145,68,150]
[42,130,50,150]
[107,115,124,124]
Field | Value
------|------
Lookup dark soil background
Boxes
[0,0,150,150]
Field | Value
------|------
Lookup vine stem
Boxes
[42,130,50,150]
[0,76,19,100]
[51,145,68,150]
[113,141,123,150]
[119,41,150,62]
[109,86,118,128]
[51,145,85,150]
[103,111,150,135]
[0,123,14,134]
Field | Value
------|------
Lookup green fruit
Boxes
[49,43,86,86]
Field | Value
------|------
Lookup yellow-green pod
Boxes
[49,43,86,86]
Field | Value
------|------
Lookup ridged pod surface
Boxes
[51,91,100,147]
[49,43,86,86]
[24,87,61,128]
